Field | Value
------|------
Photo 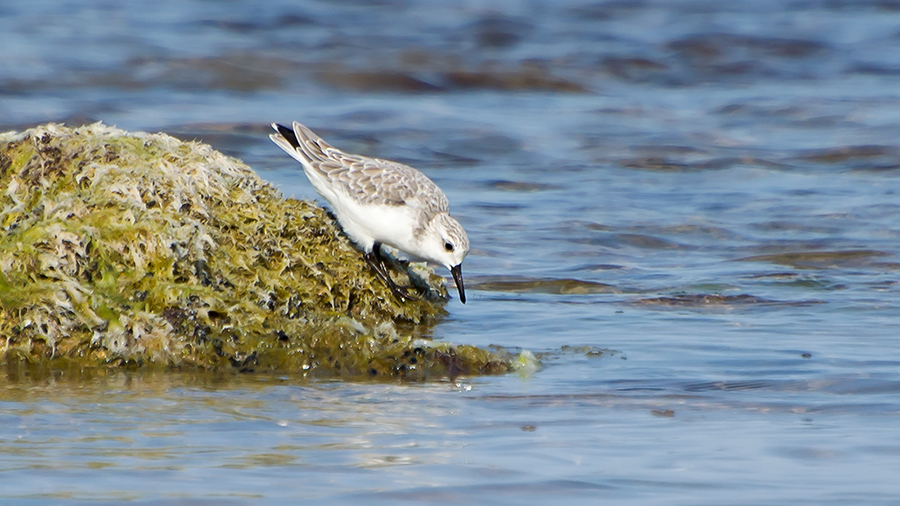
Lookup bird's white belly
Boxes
[306,174,422,257]
[340,199,420,253]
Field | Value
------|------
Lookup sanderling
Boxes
[269,121,470,303]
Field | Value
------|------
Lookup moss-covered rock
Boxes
[0,123,511,378]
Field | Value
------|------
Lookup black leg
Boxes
[365,242,418,301]
[372,242,389,275]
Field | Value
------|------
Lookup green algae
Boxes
[0,123,512,378]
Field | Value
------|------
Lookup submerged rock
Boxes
[0,123,511,378]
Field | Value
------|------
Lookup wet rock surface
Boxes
[0,123,512,377]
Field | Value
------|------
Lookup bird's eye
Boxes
[444,242,454,252]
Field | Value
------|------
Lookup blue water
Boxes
[2,0,900,504]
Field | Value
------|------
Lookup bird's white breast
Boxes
[304,167,424,256]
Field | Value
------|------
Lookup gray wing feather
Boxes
[286,122,449,216]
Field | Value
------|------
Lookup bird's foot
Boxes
[364,250,419,302]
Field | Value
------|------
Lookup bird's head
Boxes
[421,213,469,303]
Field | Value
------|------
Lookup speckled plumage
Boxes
[270,121,470,303]
[288,122,449,214]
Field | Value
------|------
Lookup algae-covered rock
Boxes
[0,123,510,378]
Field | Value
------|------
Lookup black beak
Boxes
[450,264,466,304]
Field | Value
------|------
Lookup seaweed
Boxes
[0,123,512,378]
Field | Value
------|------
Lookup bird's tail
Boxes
[268,122,333,168]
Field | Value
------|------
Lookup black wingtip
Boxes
[273,123,299,148]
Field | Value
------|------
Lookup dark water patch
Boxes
[816,0,900,12]
[634,293,822,308]
[674,283,745,293]
[468,14,533,49]
[535,376,900,400]
[667,34,828,61]
[334,109,398,124]
[397,49,444,68]
[798,145,897,164]
[443,66,588,92]
[572,233,687,250]
[738,250,891,269]
[620,156,690,171]
[600,56,670,83]
[863,279,900,293]
[617,156,774,171]
[324,52,589,93]
[569,263,627,272]
[195,13,314,33]
[472,202,527,212]
[683,380,771,392]
[611,141,786,171]
[127,55,298,92]
[749,220,842,234]
[613,233,685,250]
[713,102,853,130]
[744,272,846,290]
[581,222,740,241]
[590,105,653,117]
[633,144,708,157]
[847,62,900,76]
[645,224,741,240]
[714,103,807,117]
[426,150,482,167]
[582,222,613,232]
[51,55,301,93]
[487,180,562,192]
[470,277,620,295]
[0,48,575,96]
[472,387,898,415]
[845,203,900,218]
[848,164,900,174]
[315,69,443,92]
[788,115,849,128]
[475,391,693,409]
[662,34,829,83]
[325,0,411,7]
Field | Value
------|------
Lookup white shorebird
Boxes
[269,121,470,303]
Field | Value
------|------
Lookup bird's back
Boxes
[270,122,449,219]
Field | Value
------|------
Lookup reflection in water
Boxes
[4,370,899,503]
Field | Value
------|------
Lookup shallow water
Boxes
[3,0,900,504]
